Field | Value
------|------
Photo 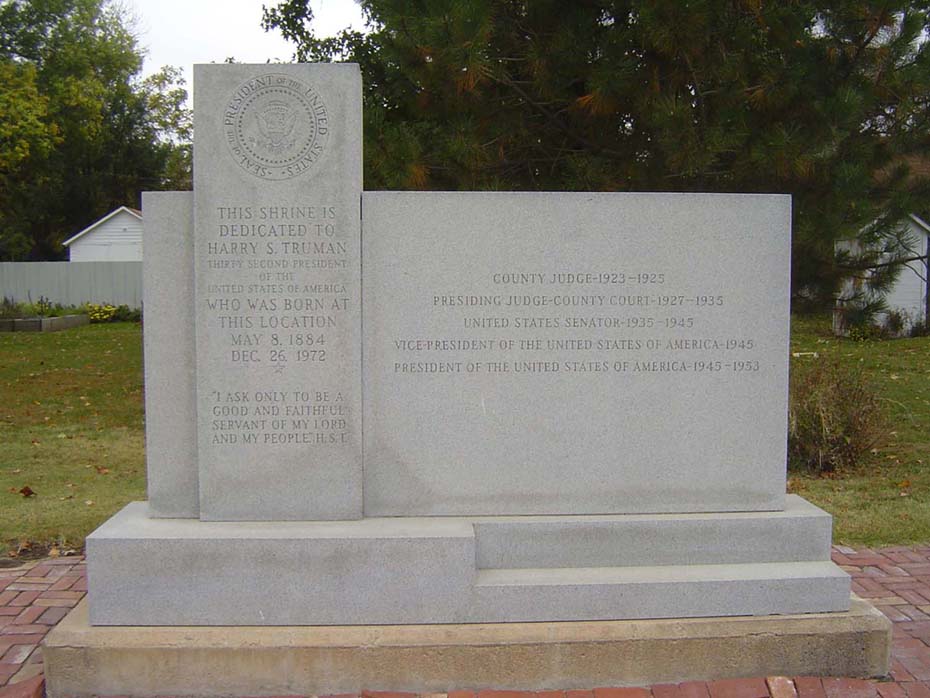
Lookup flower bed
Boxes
[0,314,89,332]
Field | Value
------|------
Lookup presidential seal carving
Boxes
[223,74,329,181]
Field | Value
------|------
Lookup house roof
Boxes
[62,206,143,247]
[910,213,930,235]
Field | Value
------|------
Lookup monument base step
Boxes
[86,499,849,625]
[43,596,892,697]
[473,561,848,621]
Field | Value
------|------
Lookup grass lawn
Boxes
[0,317,927,552]
[790,315,930,546]
[0,323,144,554]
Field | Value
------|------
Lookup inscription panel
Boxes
[194,65,361,521]
[363,192,790,516]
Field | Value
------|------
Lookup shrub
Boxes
[84,303,141,323]
[34,296,52,316]
[884,309,907,336]
[838,301,919,340]
[910,321,930,338]
[1,297,88,318]
[847,323,888,342]
[112,304,141,322]
[835,297,886,336]
[788,357,888,473]
[0,297,20,319]
[86,303,117,323]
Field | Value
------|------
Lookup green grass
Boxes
[0,318,928,550]
[789,315,930,546]
[0,323,144,552]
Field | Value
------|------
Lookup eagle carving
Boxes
[256,101,298,151]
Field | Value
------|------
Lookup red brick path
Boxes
[5,546,930,697]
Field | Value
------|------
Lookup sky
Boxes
[124,0,366,88]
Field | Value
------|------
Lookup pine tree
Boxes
[264,0,930,306]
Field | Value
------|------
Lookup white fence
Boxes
[0,262,143,308]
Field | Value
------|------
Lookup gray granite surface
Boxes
[192,64,362,520]
[86,501,849,625]
[363,191,791,516]
[142,191,198,518]
[82,64,849,630]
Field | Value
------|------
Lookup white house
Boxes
[882,214,929,326]
[62,206,143,261]
[835,213,930,335]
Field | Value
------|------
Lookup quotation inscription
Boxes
[209,389,348,446]
[202,203,352,446]
[388,271,760,376]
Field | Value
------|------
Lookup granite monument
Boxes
[44,62,891,697]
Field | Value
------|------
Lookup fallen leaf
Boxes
[48,547,60,558]
[85,500,94,506]
[18,486,36,497]
[95,466,110,475]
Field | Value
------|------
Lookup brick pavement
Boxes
[0,555,84,694]
[5,547,930,697]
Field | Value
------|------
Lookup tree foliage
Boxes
[264,0,930,305]
[0,0,188,260]
[141,65,193,190]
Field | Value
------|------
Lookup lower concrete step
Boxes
[44,596,892,697]
[473,494,832,569]
[473,561,851,621]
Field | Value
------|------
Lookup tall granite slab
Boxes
[193,65,362,520]
[141,192,198,518]
[363,192,790,516]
